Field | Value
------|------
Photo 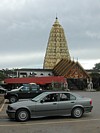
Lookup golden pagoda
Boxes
[43,17,71,69]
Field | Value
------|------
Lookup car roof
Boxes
[43,91,71,95]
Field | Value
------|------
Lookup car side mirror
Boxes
[40,100,44,103]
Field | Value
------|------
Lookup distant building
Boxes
[15,68,53,78]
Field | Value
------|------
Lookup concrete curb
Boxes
[0,94,4,106]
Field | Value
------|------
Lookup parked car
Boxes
[4,83,44,103]
[0,86,7,94]
[6,91,93,122]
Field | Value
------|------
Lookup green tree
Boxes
[93,63,100,70]
[90,72,100,90]
[0,72,6,81]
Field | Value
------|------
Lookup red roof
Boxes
[4,76,65,85]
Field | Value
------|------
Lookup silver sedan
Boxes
[6,91,93,122]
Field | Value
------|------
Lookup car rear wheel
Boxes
[9,96,18,103]
[16,109,29,122]
[71,107,83,118]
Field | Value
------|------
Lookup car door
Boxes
[57,93,76,115]
[29,84,42,98]
[18,86,30,99]
[34,93,58,117]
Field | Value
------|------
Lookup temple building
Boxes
[43,17,91,90]
[43,17,70,69]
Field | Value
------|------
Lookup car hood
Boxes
[0,87,7,92]
[7,88,20,93]
[10,99,36,109]
[11,88,20,92]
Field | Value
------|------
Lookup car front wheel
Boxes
[9,96,18,103]
[16,109,29,122]
[71,107,83,118]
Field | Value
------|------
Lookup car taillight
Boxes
[90,99,92,105]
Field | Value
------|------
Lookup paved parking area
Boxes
[0,91,100,133]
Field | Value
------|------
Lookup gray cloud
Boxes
[0,0,100,69]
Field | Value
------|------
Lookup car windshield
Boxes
[32,92,48,102]
[18,86,24,90]
[19,86,30,91]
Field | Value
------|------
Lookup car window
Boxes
[70,94,76,100]
[31,84,38,91]
[21,86,30,92]
[43,94,58,102]
[59,93,70,101]
[59,93,76,101]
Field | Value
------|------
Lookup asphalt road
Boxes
[0,91,100,133]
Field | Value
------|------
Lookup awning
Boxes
[4,76,65,85]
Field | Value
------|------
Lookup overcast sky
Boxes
[0,0,100,70]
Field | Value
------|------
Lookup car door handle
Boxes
[53,103,57,105]
[71,101,75,103]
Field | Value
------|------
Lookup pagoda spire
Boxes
[43,18,71,69]
[56,13,58,19]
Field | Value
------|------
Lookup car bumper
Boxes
[84,106,93,113]
[6,110,16,119]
